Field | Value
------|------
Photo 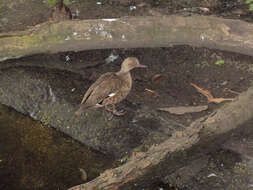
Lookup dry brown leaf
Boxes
[208,98,235,104]
[152,74,164,84]
[157,105,208,115]
[224,88,240,95]
[145,88,159,98]
[190,83,214,100]
[191,83,235,104]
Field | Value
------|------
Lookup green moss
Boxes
[215,60,225,66]
[1,23,69,57]
[63,0,71,5]
[41,113,54,126]
[246,0,253,4]
[46,0,72,6]
[47,0,57,5]
[7,2,15,9]
[0,88,5,97]
[249,3,253,11]
[195,63,201,68]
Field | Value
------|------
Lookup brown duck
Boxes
[75,57,146,116]
[50,0,72,22]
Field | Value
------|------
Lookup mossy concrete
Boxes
[0,66,181,158]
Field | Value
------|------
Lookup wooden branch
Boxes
[1,15,253,62]
[68,86,253,190]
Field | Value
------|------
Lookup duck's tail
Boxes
[75,104,104,115]
[75,105,87,115]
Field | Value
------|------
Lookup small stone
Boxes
[220,81,228,86]
[105,51,119,63]
[65,36,70,40]
[207,173,217,178]
[129,6,136,11]
[1,18,8,24]
[75,9,80,17]
[65,55,71,62]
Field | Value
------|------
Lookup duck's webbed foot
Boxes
[112,109,126,116]
[105,104,126,116]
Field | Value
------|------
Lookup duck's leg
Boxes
[105,104,126,116]
[113,109,126,116]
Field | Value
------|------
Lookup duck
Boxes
[50,0,72,22]
[75,57,147,116]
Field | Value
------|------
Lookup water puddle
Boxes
[0,104,116,190]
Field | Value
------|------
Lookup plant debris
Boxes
[144,88,159,98]
[191,83,235,103]
[151,74,164,84]
[224,88,240,95]
[215,60,225,66]
[157,105,208,115]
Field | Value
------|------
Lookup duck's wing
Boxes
[80,73,122,108]
[81,72,112,104]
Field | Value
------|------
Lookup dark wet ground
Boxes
[164,121,253,190]
[1,46,253,190]
[1,0,253,190]
[0,104,117,190]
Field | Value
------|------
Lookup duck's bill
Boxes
[138,64,147,68]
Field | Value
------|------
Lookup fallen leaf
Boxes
[151,74,164,84]
[145,88,159,98]
[191,83,235,103]
[224,88,240,95]
[190,83,214,99]
[207,97,235,104]
[157,105,208,115]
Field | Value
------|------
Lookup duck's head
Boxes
[120,57,147,73]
